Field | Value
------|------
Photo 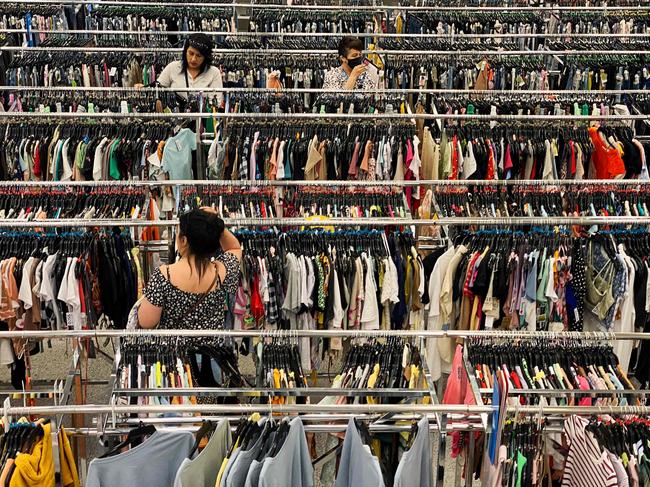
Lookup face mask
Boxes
[347,56,364,69]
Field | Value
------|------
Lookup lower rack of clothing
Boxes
[423,228,650,384]
[87,413,434,487]
[466,337,640,407]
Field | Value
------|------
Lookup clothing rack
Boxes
[0,179,648,187]
[5,1,650,10]
[1,216,649,226]
[5,29,650,39]
[2,86,650,95]
[0,328,634,339]
[4,46,650,55]
[7,402,650,417]
[1,112,647,121]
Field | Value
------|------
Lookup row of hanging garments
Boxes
[115,336,248,410]
[320,338,428,405]
[233,230,421,371]
[89,416,314,487]
[416,123,649,182]
[216,120,420,192]
[432,183,650,219]
[479,416,546,487]
[0,120,196,182]
[0,185,149,220]
[466,337,639,407]
[558,415,650,487]
[423,229,650,382]
[181,186,408,219]
[253,340,309,405]
[0,230,140,338]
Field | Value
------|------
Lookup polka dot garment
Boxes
[143,252,240,346]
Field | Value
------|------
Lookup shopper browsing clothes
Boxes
[137,208,241,335]
[135,33,224,106]
[267,36,378,92]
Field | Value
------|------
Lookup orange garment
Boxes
[588,127,626,179]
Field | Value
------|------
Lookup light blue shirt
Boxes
[162,128,197,180]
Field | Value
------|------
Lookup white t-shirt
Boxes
[157,60,224,106]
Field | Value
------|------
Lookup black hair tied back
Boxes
[178,209,225,278]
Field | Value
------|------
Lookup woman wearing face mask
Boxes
[322,36,377,91]
[134,33,224,107]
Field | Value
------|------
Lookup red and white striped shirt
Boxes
[562,415,618,487]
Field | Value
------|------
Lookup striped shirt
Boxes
[562,415,619,487]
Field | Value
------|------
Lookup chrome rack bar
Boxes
[1,112,648,121]
[1,215,650,227]
[0,329,633,339]
[0,179,647,188]
[476,388,650,396]
[4,29,650,39]
[111,387,430,397]
[2,87,649,95]
[7,403,650,417]
[3,46,650,55]
[4,1,649,10]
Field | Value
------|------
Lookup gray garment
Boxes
[175,419,232,487]
[221,448,242,487]
[86,431,194,487]
[258,417,314,487]
[226,423,268,487]
[333,419,384,487]
[394,417,432,487]
[244,459,264,487]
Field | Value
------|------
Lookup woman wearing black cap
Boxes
[135,33,223,106]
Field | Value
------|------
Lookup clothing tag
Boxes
[109,67,117,77]
[88,102,94,113]
[175,139,184,152]
[66,313,82,330]
[574,308,580,322]
[120,100,129,114]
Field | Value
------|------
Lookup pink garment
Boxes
[577,375,592,406]
[443,345,476,405]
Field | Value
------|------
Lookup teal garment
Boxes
[162,128,197,180]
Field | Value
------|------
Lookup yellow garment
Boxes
[59,427,80,487]
[214,457,229,487]
[10,423,54,487]
[366,364,381,404]
[409,365,420,389]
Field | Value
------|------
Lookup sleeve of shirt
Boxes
[143,268,166,307]
[216,252,240,295]
[322,69,338,90]
[156,62,174,88]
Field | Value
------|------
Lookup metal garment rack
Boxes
[0,178,648,187]
[1,112,647,121]
[5,29,650,39]
[4,46,650,55]
[2,86,650,96]
[5,1,650,10]
[1,216,649,227]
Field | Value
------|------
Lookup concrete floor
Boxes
[0,339,478,486]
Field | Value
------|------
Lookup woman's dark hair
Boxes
[337,36,364,58]
[178,209,225,279]
[181,33,214,74]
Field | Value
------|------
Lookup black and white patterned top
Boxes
[144,252,240,344]
[323,66,377,91]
